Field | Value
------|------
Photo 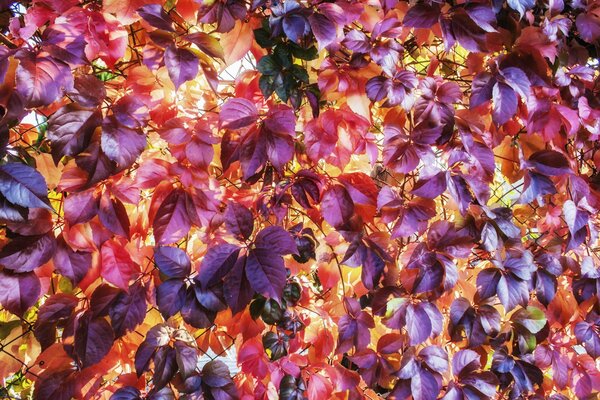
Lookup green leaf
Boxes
[274,45,293,69]
[512,306,547,333]
[254,28,276,48]
[291,44,318,60]
[257,55,280,76]
[259,75,276,98]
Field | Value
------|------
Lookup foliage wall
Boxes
[0,0,600,398]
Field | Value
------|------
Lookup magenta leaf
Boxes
[0,162,52,210]
[153,188,192,245]
[321,184,354,229]
[100,239,138,291]
[164,44,199,90]
[219,98,259,129]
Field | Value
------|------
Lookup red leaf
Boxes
[100,239,138,291]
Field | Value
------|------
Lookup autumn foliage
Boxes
[1,0,600,398]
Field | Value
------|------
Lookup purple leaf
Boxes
[507,0,535,18]
[153,346,178,389]
[0,233,56,273]
[406,303,432,345]
[464,4,497,32]
[420,346,448,373]
[202,360,233,387]
[309,13,337,49]
[15,52,73,108]
[135,340,157,377]
[452,349,481,376]
[101,116,146,169]
[74,313,114,368]
[108,282,147,337]
[254,226,298,255]
[492,82,517,125]
[518,171,557,204]
[47,104,101,163]
[197,243,241,288]
[219,98,258,129]
[0,270,42,316]
[64,189,99,225]
[164,44,199,90]
[90,284,122,317]
[174,340,198,379]
[99,191,130,238]
[470,72,495,108]
[497,273,529,311]
[245,248,287,300]
[110,387,142,400]
[343,29,371,53]
[181,287,216,328]
[411,368,440,400]
[411,171,447,199]
[156,279,186,319]
[137,4,175,32]
[321,184,354,229]
[403,3,440,28]
[224,202,254,241]
[527,150,571,176]
[476,268,501,299]
[0,162,52,210]
[34,293,78,349]
[563,200,589,236]
[154,246,191,278]
[53,237,92,285]
[576,12,600,43]
[223,254,254,313]
[153,188,192,245]
[500,67,530,98]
